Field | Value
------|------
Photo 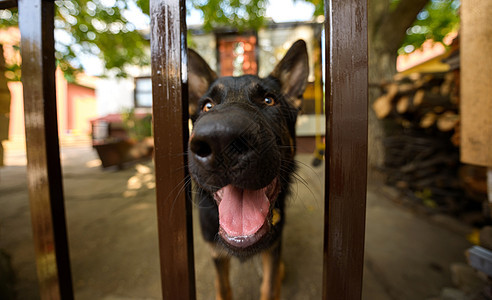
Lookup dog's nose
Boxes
[189,115,253,167]
[189,136,213,161]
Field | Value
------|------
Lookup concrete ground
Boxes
[0,143,472,299]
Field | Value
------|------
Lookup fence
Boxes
[2,0,367,298]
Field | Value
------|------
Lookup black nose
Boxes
[189,113,255,167]
[189,138,213,160]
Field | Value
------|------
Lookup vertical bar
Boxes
[0,0,17,10]
[150,0,196,299]
[18,0,74,299]
[323,0,368,299]
[460,0,492,167]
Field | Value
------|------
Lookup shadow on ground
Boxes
[0,145,471,299]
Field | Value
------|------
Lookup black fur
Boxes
[188,40,309,260]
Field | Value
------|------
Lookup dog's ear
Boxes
[188,49,217,120]
[269,40,309,108]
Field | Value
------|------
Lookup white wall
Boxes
[95,78,134,116]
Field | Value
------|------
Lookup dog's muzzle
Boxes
[188,104,280,191]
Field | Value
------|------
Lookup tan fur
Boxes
[260,246,284,300]
[210,244,232,300]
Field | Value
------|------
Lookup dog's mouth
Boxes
[213,178,280,249]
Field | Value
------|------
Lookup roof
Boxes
[396,31,458,75]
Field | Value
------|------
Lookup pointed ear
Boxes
[188,49,217,120]
[269,40,309,108]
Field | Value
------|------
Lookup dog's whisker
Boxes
[190,189,217,210]
[295,158,324,177]
[277,159,319,208]
[291,171,322,209]
[166,175,195,219]
[186,39,310,298]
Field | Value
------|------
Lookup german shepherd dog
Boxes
[187,40,309,300]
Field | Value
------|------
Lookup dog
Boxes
[187,40,309,300]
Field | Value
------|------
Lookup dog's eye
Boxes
[264,96,276,106]
[202,100,215,112]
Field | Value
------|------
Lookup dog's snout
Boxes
[189,128,252,165]
[189,112,256,168]
[189,137,213,161]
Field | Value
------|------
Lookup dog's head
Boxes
[188,40,309,255]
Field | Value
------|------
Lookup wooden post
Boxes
[461,0,492,212]
[150,0,196,299]
[18,0,73,299]
[323,0,368,299]
[0,0,17,9]
[460,0,492,168]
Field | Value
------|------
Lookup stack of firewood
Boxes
[373,71,486,217]
[373,71,460,145]
[383,132,464,212]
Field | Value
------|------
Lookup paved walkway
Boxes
[0,144,472,299]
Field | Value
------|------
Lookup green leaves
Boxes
[0,0,461,80]
[190,0,268,32]
[294,0,323,16]
[0,8,18,27]
[54,0,149,79]
[399,0,460,54]
[0,0,150,80]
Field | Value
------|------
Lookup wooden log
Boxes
[434,106,446,114]
[437,111,459,132]
[386,83,399,100]
[414,74,433,88]
[420,112,437,128]
[451,124,461,146]
[440,72,455,96]
[459,165,488,195]
[408,72,421,81]
[431,86,440,95]
[398,83,414,94]
[411,167,440,181]
[413,89,425,107]
[407,91,454,114]
[396,96,410,114]
[372,94,392,119]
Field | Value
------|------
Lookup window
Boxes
[134,76,152,107]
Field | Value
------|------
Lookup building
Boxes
[7,68,98,143]
[1,27,98,148]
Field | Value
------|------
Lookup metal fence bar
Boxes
[150,0,196,299]
[18,0,74,299]
[12,0,368,298]
[0,0,17,9]
[323,0,368,299]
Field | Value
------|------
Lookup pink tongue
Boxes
[216,185,270,237]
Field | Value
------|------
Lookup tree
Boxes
[0,0,459,170]
[367,0,459,170]
[0,0,150,80]
[188,0,268,31]
[191,0,459,169]
[293,0,459,170]
[0,0,151,167]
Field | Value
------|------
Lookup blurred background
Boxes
[1,0,491,299]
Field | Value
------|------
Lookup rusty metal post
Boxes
[18,0,74,299]
[323,0,368,299]
[0,0,17,9]
[150,0,196,299]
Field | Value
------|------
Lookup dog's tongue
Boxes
[216,185,270,237]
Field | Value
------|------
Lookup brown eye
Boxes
[202,100,215,112]
[264,96,275,106]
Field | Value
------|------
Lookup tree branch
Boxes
[377,0,429,52]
